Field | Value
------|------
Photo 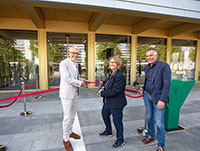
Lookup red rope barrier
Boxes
[0,88,23,108]
[0,80,143,105]
[0,88,59,102]
[125,93,143,98]
[25,78,37,88]
[125,88,143,98]
[125,88,137,93]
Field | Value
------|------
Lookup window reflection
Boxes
[137,37,167,85]
[199,59,200,81]
[47,33,87,87]
[171,39,197,80]
[95,34,131,85]
[0,30,38,90]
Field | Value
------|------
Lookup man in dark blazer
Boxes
[138,48,171,151]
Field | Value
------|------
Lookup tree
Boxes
[96,42,121,66]
[49,43,66,63]
[0,38,24,62]
[155,45,166,62]
[188,47,196,62]
[29,40,66,63]
[96,42,122,78]
[0,38,25,85]
[137,45,167,62]
[172,46,184,63]
[30,40,38,58]
[137,44,150,62]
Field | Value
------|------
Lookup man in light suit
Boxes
[59,47,86,151]
[138,48,171,151]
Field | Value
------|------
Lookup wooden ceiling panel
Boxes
[156,21,184,30]
[79,11,93,22]
[168,23,200,37]
[41,8,56,20]
[47,32,87,44]
[0,7,7,17]
[55,8,68,21]
[0,4,39,19]
[0,4,22,18]
[41,7,92,22]
[68,10,81,22]
[104,14,143,26]
[15,6,29,18]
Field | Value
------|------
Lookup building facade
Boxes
[0,0,200,89]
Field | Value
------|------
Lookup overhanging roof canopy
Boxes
[0,0,200,38]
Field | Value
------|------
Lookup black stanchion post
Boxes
[134,81,148,137]
[35,76,42,99]
[20,81,32,116]
[137,110,148,136]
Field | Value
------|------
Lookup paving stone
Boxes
[0,84,200,151]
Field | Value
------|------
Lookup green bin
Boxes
[164,79,195,130]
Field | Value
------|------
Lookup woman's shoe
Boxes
[112,140,125,148]
[99,131,113,137]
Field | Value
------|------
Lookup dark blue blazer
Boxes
[101,69,127,109]
[144,60,171,104]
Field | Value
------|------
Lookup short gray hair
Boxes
[146,48,157,55]
[69,47,79,52]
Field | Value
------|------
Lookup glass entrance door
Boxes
[47,32,87,87]
[95,34,131,85]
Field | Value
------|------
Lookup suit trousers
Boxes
[101,104,124,142]
[61,93,78,142]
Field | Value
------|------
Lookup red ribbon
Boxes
[88,81,143,98]
[87,81,104,84]
[0,88,23,108]
[25,78,37,88]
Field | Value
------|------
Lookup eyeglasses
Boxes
[109,61,117,64]
[70,52,79,55]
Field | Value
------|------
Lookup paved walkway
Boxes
[0,84,200,151]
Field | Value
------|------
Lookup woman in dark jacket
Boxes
[99,56,127,148]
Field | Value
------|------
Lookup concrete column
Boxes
[130,34,137,86]
[194,39,200,82]
[38,29,49,90]
[86,32,95,88]
[166,37,172,67]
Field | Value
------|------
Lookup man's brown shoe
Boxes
[63,140,73,151]
[0,145,6,151]
[142,136,155,144]
[70,132,81,139]
[157,145,164,151]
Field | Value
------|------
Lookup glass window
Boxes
[0,30,38,90]
[171,39,197,80]
[47,32,87,87]
[95,34,131,85]
[199,58,200,81]
[137,37,167,85]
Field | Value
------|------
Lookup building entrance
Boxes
[47,32,87,87]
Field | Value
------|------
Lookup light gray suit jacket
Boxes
[59,58,82,99]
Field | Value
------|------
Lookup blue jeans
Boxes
[101,104,124,142]
[143,91,166,147]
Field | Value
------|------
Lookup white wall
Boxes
[39,0,200,19]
